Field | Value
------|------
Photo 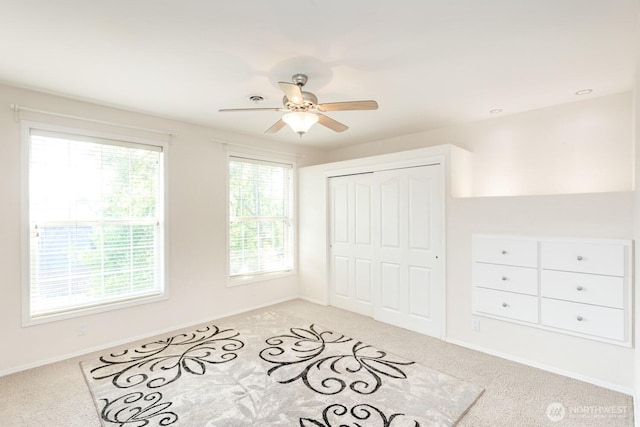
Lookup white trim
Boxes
[228,270,296,287]
[297,295,329,306]
[324,157,443,179]
[323,177,333,307]
[445,337,633,395]
[25,295,171,326]
[0,296,297,378]
[213,139,304,159]
[11,104,175,136]
[21,120,168,148]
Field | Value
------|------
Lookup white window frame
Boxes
[21,121,169,326]
[226,149,296,286]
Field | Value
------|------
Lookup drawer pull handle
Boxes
[501,250,507,255]
[577,255,584,261]
[501,276,508,281]
[502,302,508,308]
[576,316,583,322]
[576,286,583,291]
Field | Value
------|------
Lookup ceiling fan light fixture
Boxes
[282,111,318,136]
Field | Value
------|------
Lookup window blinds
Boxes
[228,156,294,277]
[28,130,164,318]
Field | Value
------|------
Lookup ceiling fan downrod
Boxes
[291,73,308,87]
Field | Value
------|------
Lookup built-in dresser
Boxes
[472,235,632,347]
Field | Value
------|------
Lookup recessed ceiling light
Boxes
[249,95,264,103]
[489,109,503,114]
[575,89,593,96]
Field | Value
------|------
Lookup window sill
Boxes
[227,270,295,287]
[23,292,168,327]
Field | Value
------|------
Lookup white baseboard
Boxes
[0,296,297,378]
[445,338,633,396]
[296,295,328,306]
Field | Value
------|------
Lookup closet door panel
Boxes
[380,178,401,248]
[355,258,372,303]
[354,183,372,245]
[332,181,349,244]
[380,262,401,311]
[333,256,350,298]
[409,266,431,319]
[373,165,444,337]
[409,175,432,250]
[329,174,374,316]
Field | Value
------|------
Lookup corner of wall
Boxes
[449,145,474,198]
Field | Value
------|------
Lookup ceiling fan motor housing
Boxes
[283,91,317,110]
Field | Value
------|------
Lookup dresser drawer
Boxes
[541,298,624,341]
[473,236,537,267]
[541,270,624,309]
[541,241,625,276]
[473,288,538,323]
[473,263,538,295]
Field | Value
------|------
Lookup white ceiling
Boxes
[0,1,636,149]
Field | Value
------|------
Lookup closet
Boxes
[328,164,444,338]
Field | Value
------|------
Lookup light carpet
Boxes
[81,311,483,426]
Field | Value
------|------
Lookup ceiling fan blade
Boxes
[317,113,348,132]
[316,100,378,112]
[278,82,304,105]
[265,119,287,134]
[219,107,284,112]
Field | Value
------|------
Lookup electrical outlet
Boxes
[471,318,480,332]
[78,322,88,336]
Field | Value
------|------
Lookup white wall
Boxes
[299,93,636,392]
[447,192,634,391]
[324,92,633,197]
[633,0,640,421]
[0,83,329,374]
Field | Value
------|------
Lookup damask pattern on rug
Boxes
[259,324,415,395]
[100,391,178,426]
[81,311,483,427]
[300,403,420,427]
[90,324,244,389]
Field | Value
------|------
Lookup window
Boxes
[228,155,294,284]
[23,123,166,323]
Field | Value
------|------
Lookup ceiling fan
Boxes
[219,73,378,136]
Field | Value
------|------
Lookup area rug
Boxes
[81,311,483,426]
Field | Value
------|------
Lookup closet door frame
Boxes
[324,155,447,339]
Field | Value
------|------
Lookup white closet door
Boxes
[329,173,374,316]
[373,165,444,337]
[328,164,444,338]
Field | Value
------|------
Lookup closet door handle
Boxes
[576,286,583,291]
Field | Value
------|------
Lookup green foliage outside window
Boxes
[228,158,292,277]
